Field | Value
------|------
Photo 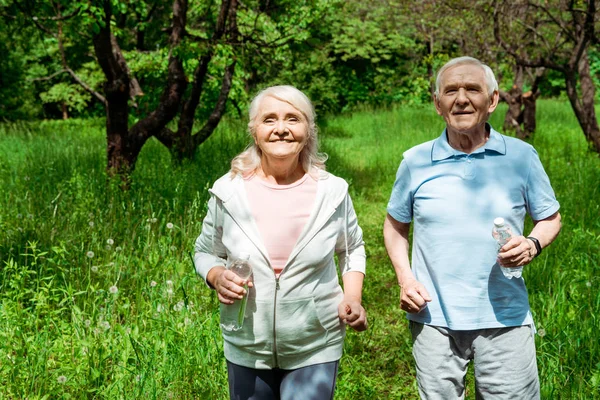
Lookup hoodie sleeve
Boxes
[193,194,227,287]
[335,193,366,276]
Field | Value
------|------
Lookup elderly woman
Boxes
[194,85,367,399]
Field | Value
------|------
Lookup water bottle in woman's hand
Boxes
[492,217,522,279]
[220,253,253,331]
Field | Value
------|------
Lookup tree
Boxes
[11,0,239,179]
[494,0,600,153]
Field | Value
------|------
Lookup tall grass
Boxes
[0,100,599,398]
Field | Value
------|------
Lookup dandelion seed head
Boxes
[107,238,114,245]
[136,374,141,382]
[115,246,122,252]
[538,328,546,337]
[108,262,115,267]
[150,281,157,287]
[170,245,177,251]
[157,304,164,312]
[151,217,157,223]
[109,285,118,294]
[91,265,98,273]
[184,317,192,326]
[100,321,110,330]
[86,251,95,258]
[166,222,174,229]
[89,221,94,227]
[24,176,30,181]
[105,245,112,250]
[57,375,67,384]
[27,214,33,219]
[166,288,173,296]
[586,281,592,287]
[173,301,185,312]
[166,280,173,287]
[84,319,91,327]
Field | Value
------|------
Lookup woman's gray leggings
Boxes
[226,360,339,400]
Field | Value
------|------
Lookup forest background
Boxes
[1,0,600,399]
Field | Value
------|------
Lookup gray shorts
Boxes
[410,322,540,400]
[226,360,339,400]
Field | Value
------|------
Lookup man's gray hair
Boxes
[434,56,499,98]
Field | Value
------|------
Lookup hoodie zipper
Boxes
[272,277,280,368]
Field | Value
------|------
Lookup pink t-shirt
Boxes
[244,174,318,276]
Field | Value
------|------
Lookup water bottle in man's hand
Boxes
[492,217,523,279]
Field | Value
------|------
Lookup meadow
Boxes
[0,100,599,399]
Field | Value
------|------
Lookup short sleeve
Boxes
[525,148,560,221]
[387,159,414,223]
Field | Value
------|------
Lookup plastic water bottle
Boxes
[220,253,252,332]
[492,217,522,279]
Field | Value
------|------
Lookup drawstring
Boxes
[344,193,349,272]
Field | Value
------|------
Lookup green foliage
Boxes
[0,101,599,398]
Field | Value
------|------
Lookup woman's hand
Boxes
[207,266,254,305]
[338,299,367,332]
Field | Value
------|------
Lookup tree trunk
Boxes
[90,0,189,183]
[157,0,238,163]
[522,91,536,138]
[564,53,600,153]
[500,65,524,137]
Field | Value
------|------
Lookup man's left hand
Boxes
[497,236,535,268]
[338,300,367,331]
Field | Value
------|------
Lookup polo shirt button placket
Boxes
[463,155,475,180]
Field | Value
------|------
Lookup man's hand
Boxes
[338,299,367,331]
[400,278,432,313]
[207,266,254,305]
[497,236,535,268]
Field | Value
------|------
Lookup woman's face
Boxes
[254,96,309,163]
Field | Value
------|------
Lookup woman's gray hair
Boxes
[230,85,327,177]
[434,56,499,98]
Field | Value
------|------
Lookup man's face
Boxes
[434,64,499,135]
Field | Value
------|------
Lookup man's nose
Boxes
[456,88,469,104]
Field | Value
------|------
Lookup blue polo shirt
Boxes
[387,126,560,330]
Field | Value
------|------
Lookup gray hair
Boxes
[230,85,327,177]
[434,56,498,98]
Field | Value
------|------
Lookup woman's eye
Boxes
[264,118,275,124]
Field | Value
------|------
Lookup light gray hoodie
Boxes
[194,171,366,369]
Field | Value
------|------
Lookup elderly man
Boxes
[384,56,561,399]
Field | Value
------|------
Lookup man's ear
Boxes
[433,94,443,116]
[488,90,500,113]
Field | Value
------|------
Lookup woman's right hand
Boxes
[207,266,253,305]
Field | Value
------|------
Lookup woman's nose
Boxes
[274,120,288,134]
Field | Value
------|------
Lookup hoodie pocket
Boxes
[276,297,328,356]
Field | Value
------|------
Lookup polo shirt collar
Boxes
[431,124,506,161]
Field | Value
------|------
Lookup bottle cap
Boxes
[493,217,505,227]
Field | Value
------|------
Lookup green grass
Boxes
[1,100,599,398]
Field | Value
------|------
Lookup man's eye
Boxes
[445,89,457,94]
